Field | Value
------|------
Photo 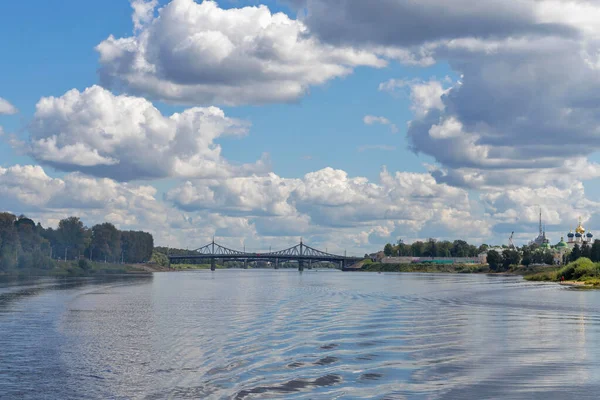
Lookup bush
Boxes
[150,251,169,267]
[78,259,92,271]
[557,257,598,280]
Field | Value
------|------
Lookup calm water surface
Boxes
[2,270,600,399]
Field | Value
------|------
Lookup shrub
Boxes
[78,259,92,271]
[557,257,596,280]
[150,251,169,267]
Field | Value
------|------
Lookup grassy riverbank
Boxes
[523,258,600,287]
[0,259,170,277]
[361,262,491,273]
[169,263,227,270]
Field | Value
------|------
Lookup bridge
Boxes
[167,240,364,271]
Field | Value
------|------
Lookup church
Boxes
[566,217,594,249]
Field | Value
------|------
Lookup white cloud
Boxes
[131,0,157,32]
[96,0,385,106]
[290,1,600,190]
[0,97,17,115]
[380,79,450,117]
[363,115,390,125]
[166,166,481,241]
[27,85,267,181]
[166,173,300,217]
[363,115,398,133]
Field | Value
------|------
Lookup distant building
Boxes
[531,209,550,247]
[566,217,594,249]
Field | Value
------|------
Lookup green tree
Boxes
[411,241,425,257]
[487,250,501,271]
[543,251,555,265]
[570,244,582,263]
[397,240,410,256]
[591,240,600,262]
[451,240,469,257]
[521,246,532,266]
[383,243,393,256]
[502,249,521,270]
[91,223,121,262]
[581,242,592,260]
[0,213,19,270]
[424,238,438,257]
[57,217,86,260]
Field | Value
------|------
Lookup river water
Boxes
[2,270,600,399]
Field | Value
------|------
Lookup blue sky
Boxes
[2,0,600,253]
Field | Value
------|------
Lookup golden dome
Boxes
[576,218,585,234]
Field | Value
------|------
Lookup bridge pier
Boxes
[308,260,312,270]
[298,259,304,272]
[275,258,279,269]
[244,259,248,269]
[211,258,216,271]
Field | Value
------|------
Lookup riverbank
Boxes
[360,262,491,273]
[0,260,171,277]
[522,258,600,287]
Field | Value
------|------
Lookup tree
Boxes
[543,251,555,266]
[502,249,521,270]
[57,217,86,260]
[581,242,592,260]
[121,231,153,263]
[451,240,469,257]
[425,238,438,257]
[521,246,532,266]
[570,244,582,263]
[383,243,393,256]
[91,223,121,262]
[411,241,425,257]
[0,213,19,270]
[591,240,600,262]
[487,250,501,271]
[397,240,410,256]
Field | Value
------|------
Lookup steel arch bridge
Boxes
[167,240,363,271]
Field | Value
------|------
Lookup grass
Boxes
[169,263,226,270]
[361,263,490,273]
[523,258,600,287]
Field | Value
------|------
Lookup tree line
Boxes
[0,212,153,271]
[383,239,485,258]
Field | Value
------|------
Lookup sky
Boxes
[2,0,600,255]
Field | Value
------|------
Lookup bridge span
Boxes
[167,240,363,271]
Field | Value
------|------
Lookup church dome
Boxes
[576,232,582,238]
[587,232,594,238]
[557,238,568,248]
[567,231,575,238]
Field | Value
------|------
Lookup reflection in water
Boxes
[2,271,600,399]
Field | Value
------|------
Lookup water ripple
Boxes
[2,271,600,399]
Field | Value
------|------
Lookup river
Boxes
[2,270,600,399]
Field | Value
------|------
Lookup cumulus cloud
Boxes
[297,0,575,48]
[0,97,17,115]
[292,1,600,189]
[380,79,450,117]
[27,85,267,181]
[0,164,169,232]
[96,0,385,105]
[166,173,300,217]
[166,166,481,239]
[131,0,157,32]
